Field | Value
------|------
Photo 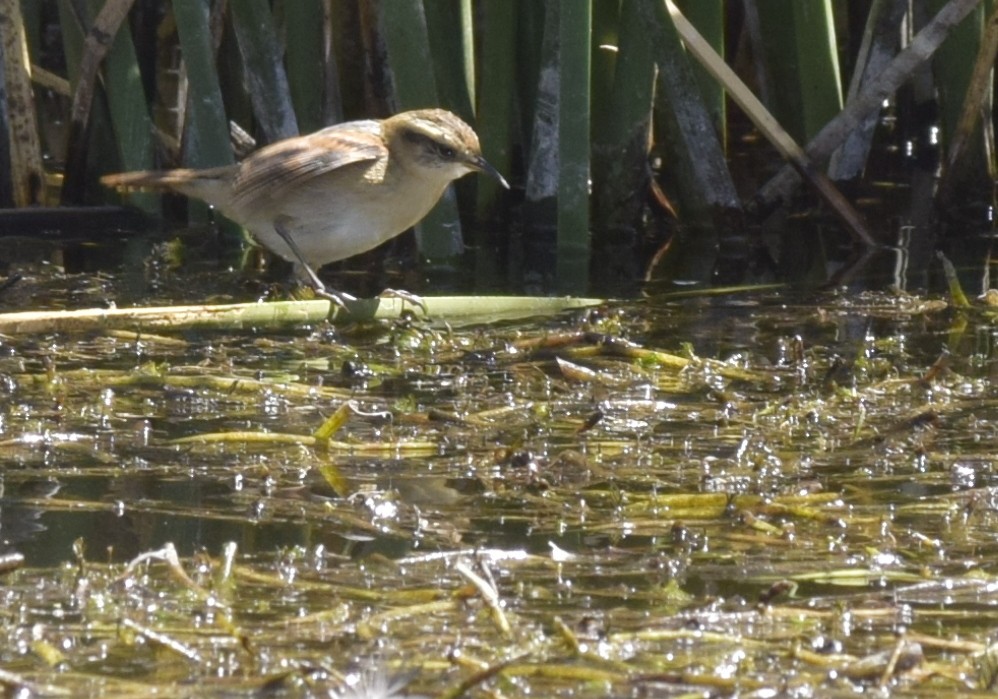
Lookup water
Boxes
[0,242,997,696]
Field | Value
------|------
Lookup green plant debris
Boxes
[2,288,998,696]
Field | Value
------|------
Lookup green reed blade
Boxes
[556,0,592,295]
[473,0,516,284]
[282,0,327,134]
[752,0,843,144]
[172,0,233,169]
[378,0,463,263]
[424,0,475,121]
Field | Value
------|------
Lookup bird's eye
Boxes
[402,130,457,160]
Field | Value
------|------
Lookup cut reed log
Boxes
[0,0,44,206]
[0,296,604,334]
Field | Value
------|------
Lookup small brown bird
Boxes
[101,109,508,306]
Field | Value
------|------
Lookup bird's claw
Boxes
[379,288,428,315]
[314,287,358,310]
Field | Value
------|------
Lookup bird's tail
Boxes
[100,166,236,208]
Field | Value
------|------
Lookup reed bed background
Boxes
[0,0,995,294]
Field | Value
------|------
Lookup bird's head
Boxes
[384,109,509,189]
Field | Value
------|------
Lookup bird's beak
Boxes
[472,155,510,189]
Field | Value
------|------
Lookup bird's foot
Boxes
[378,288,428,315]
[313,286,358,310]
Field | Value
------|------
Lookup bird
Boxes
[101,109,509,308]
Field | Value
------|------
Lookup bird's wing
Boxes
[230,120,387,205]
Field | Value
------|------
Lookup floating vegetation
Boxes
[1,284,998,695]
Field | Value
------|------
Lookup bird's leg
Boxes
[272,218,324,290]
[273,218,356,309]
[273,219,425,315]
